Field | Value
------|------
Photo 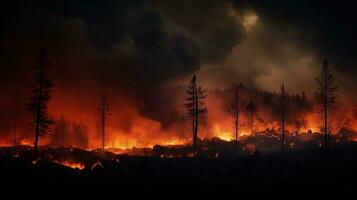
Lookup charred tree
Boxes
[245,101,258,135]
[184,75,208,153]
[13,118,17,147]
[280,83,286,151]
[228,83,240,151]
[26,49,54,159]
[315,58,338,148]
[98,94,110,151]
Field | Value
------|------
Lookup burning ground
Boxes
[2,143,357,190]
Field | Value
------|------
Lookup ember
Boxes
[54,160,85,170]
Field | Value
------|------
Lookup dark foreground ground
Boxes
[1,143,357,193]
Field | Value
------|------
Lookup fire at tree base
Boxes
[1,135,357,191]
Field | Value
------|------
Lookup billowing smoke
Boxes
[1,0,357,148]
[0,0,243,146]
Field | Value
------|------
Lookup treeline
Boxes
[184,58,338,151]
[51,115,89,149]
[209,83,311,127]
[23,49,338,156]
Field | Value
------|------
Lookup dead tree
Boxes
[245,101,258,135]
[13,118,17,147]
[98,94,110,151]
[280,83,286,150]
[184,75,208,152]
[26,49,54,159]
[315,58,338,148]
[228,83,240,151]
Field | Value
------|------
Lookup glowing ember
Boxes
[54,161,85,170]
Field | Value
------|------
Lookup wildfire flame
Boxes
[1,89,357,153]
[54,160,85,170]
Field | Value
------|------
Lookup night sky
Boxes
[1,0,357,143]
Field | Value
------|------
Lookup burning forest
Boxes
[1,0,357,191]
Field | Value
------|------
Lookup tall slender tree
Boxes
[280,83,286,150]
[228,83,240,151]
[315,58,338,148]
[13,118,17,147]
[245,101,258,135]
[184,75,208,152]
[26,49,54,159]
[98,94,110,151]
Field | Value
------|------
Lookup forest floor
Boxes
[1,143,357,192]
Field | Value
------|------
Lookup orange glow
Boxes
[54,160,85,170]
[212,123,233,141]
[0,137,35,147]
[1,87,357,153]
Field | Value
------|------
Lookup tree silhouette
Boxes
[245,101,258,135]
[315,58,338,148]
[280,83,286,150]
[184,75,208,152]
[13,118,17,147]
[98,94,110,151]
[26,49,54,159]
[228,83,240,151]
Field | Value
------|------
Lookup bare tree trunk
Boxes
[234,86,239,151]
[192,83,196,152]
[250,112,253,135]
[34,68,43,159]
[194,83,198,153]
[102,106,105,151]
[13,119,17,147]
[101,97,106,151]
[324,65,328,148]
[235,111,238,150]
[316,59,337,148]
[281,83,285,151]
[186,75,207,153]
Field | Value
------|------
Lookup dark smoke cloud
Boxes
[1,0,357,141]
[0,0,244,135]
